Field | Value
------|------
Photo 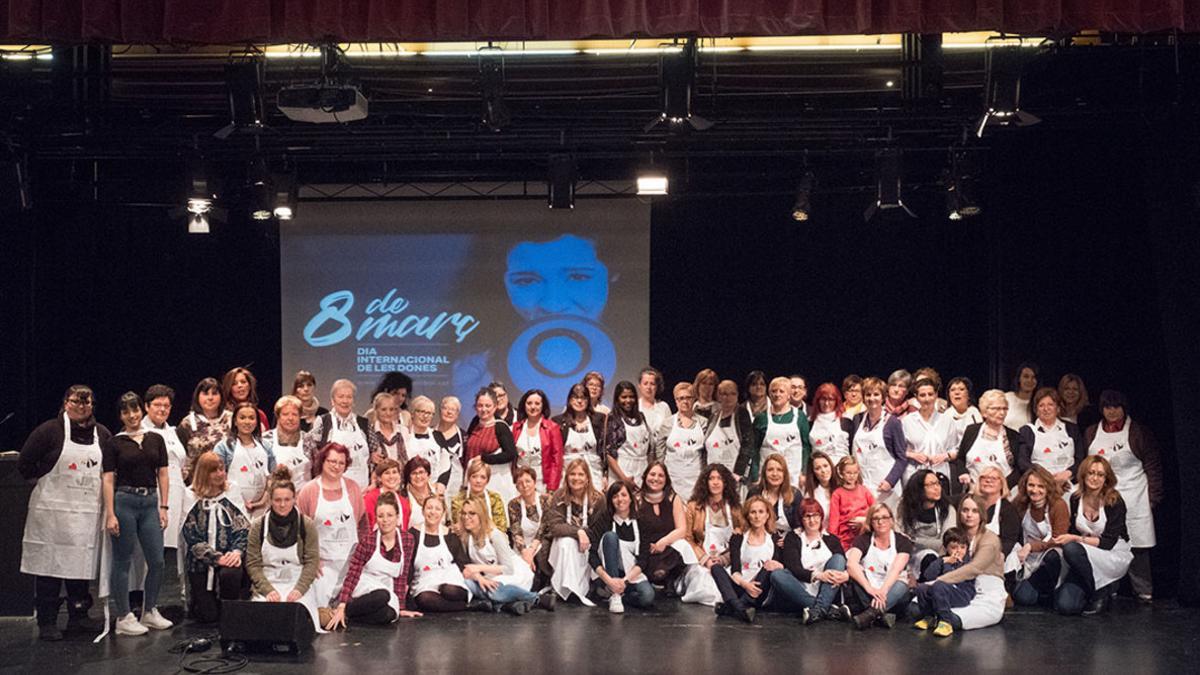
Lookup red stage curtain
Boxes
[3,1,1199,43]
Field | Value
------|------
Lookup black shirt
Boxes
[102,432,168,488]
[18,417,113,481]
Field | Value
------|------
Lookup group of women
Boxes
[17,362,1162,642]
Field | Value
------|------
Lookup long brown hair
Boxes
[1013,466,1063,515]
[756,453,794,506]
[1076,455,1121,506]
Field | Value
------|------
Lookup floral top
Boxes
[178,410,232,483]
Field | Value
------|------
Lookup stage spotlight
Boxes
[864,148,916,222]
[547,154,576,209]
[480,49,510,132]
[186,172,214,215]
[215,59,265,140]
[188,212,210,234]
[273,174,297,220]
[644,38,712,133]
[247,157,273,220]
[976,47,1041,137]
[791,171,814,222]
[637,172,668,196]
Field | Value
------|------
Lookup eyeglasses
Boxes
[871,515,893,522]
[413,410,435,416]
[802,513,822,520]
[325,459,347,467]
[67,398,93,406]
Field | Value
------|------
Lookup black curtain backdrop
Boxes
[0,121,1190,600]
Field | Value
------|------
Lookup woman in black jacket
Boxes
[954,390,1021,493]
[768,498,850,624]
[1053,456,1134,616]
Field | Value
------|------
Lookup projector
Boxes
[277,85,368,123]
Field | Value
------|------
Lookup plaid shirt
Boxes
[338,527,416,608]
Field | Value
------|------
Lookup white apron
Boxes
[854,413,899,509]
[21,415,104,580]
[616,418,651,486]
[411,530,469,596]
[676,504,730,606]
[901,411,952,483]
[663,414,705,497]
[606,518,647,584]
[479,427,518,504]
[1018,509,1059,584]
[965,430,1012,484]
[311,478,358,605]
[548,496,595,605]
[468,533,535,591]
[953,574,1007,630]
[562,418,603,488]
[760,407,806,487]
[1029,420,1076,478]
[737,534,775,579]
[408,432,445,484]
[861,531,907,588]
[252,518,324,632]
[271,440,310,494]
[1088,418,1155,548]
[326,414,371,491]
[436,429,466,497]
[799,533,835,598]
[517,499,542,549]
[1074,504,1134,589]
[707,418,741,474]
[352,530,407,619]
[515,425,545,490]
[228,438,270,519]
[701,503,734,563]
[985,500,1023,575]
[143,418,187,548]
[810,413,850,463]
[813,484,831,531]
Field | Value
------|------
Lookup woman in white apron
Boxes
[913,494,1007,635]
[178,379,232,481]
[20,386,109,641]
[637,367,671,438]
[897,468,958,579]
[297,444,362,607]
[1011,466,1069,607]
[657,383,708,497]
[976,466,1023,577]
[605,381,652,488]
[809,383,854,465]
[508,467,552,576]
[465,388,519,504]
[1017,388,1084,494]
[140,386,188,552]
[513,390,564,493]
[554,383,607,489]
[303,379,371,489]
[434,396,466,497]
[451,457,510,533]
[595,481,655,613]
[1053,456,1135,615]
[409,496,479,612]
[770,498,850,623]
[540,459,605,605]
[408,396,451,493]
[955,389,1019,492]
[327,492,422,627]
[103,392,173,636]
[180,452,252,623]
[459,495,551,614]
[755,376,811,487]
[367,392,406,470]
[402,457,439,531]
[246,466,325,632]
[846,503,914,629]
[750,454,804,538]
[363,459,410,532]
[806,452,836,532]
[944,377,982,459]
[902,379,955,484]
[214,402,275,519]
[702,380,755,486]
[679,464,742,606]
[584,371,612,416]
[264,396,310,495]
[1085,389,1161,601]
[850,377,905,510]
[711,496,779,623]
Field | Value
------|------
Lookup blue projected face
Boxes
[504,235,609,321]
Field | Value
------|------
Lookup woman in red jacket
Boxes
[511,389,565,493]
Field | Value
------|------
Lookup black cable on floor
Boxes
[178,654,248,674]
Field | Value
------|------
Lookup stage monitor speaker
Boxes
[219,600,314,654]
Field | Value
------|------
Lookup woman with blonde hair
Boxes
[1053,456,1134,616]
[181,452,250,623]
[753,376,811,486]
[460,495,553,614]
[849,376,906,510]
[538,459,606,604]
[265,395,309,493]
[711,496,781,624]
[450,457,508,533]
[955,389,1020,491]
[692,368,719,417]
[747,453,803,537]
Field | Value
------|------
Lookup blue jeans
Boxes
[599,531,656,608]
[768,554,847,612]
[110,490,164,615]
[465,579,538,605]
[852,578,911,615]
[1013,549,1062,607]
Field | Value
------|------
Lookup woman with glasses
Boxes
[406,396,451,495]
[297,443,367,608]
[19,385,112,641]
[845,503,913,630]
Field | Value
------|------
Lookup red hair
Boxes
[796,497,824,523]
[809,382,844,421]
[312,442,351,480]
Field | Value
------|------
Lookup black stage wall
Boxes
[1,121,1194,602]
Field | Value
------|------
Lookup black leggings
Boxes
[34,576,92,626]
[345,589,398,625]
[712,567,772,611]
[414,585,469,612]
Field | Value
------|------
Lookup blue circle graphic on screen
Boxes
[508,316,615,405]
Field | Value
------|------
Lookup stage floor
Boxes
[2,592,1197,674]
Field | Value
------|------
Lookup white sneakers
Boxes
[140,608,174,631]
[608,594,625,614]
[115,613,148,636]
[115,608,173,636]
